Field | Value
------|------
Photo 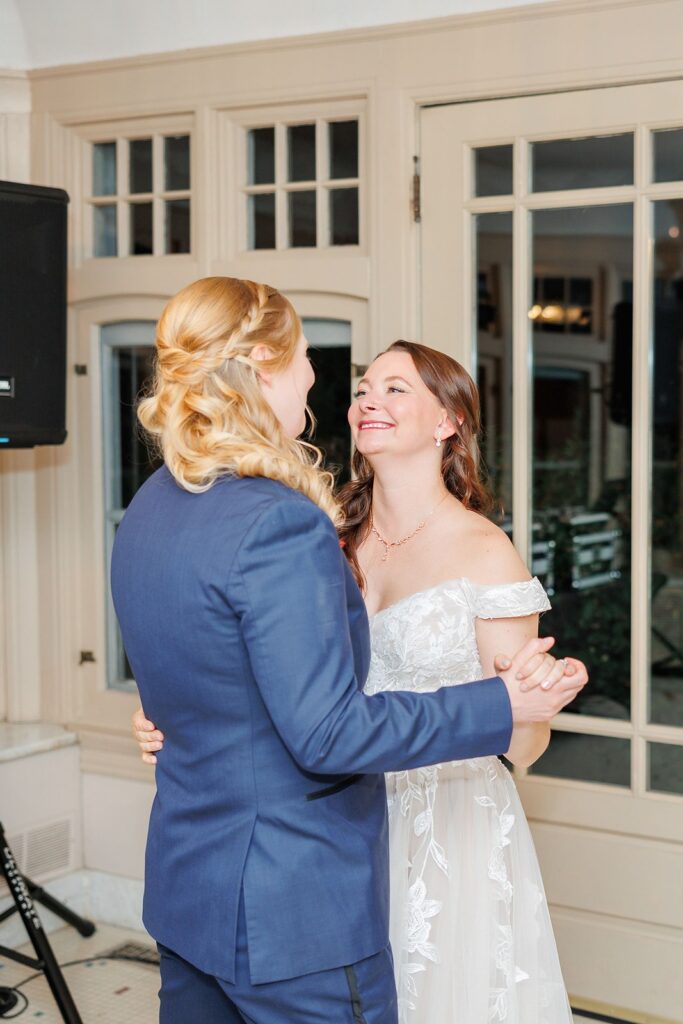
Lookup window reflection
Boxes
[650,200,683,726]
[303,318,352,485]
[532,205,633,719]
[532,133,633,192]
[476,212,513,517]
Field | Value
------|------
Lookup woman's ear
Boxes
[249,343,275,383]
[437,412,461,442]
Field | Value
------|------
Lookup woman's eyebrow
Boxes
[357,374,412,387]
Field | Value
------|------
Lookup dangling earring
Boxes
[435,428,442,449]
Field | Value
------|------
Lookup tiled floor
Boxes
[0,923,618,1023]
[0,923,159,1023]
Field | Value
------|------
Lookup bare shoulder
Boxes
[447,508,531,586]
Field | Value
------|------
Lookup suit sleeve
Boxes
[234,497,513,775]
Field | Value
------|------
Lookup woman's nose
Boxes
[358,394,379,412]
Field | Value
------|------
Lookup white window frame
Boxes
[220,98,365,258]
[101,321,158,692]
[81,114,194,260]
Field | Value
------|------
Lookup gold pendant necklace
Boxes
[370,493,448,562]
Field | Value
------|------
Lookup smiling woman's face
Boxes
[348,349,450,458]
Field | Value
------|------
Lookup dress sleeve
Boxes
[469,577,551,620]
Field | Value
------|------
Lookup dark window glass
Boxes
[304,318,352,484]
[532,204,633,720]
[474,145,513,197]
[329,120,358,179]
[650,200,683,726]
[93,204,117,257]
[130,202,153,255]
[248,127,275,185]
[532,134,633,192]
[288,124,316,182]
[93,142,116,196]
[648,743,683,795]
[653,128,683,184]
[248,193,276,249]
[330,188,358,246]
[165,198,190,253]
[129,138,152,193]
[164,135,190,190]
[114,346,162,508]
[289,190,316,247]
[531,734,630,787]
[475,212,514,538]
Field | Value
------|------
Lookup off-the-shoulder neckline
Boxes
[369,575,542,620]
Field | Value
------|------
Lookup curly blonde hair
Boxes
[138,276,340,522]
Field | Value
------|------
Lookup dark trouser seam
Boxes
[344,965,368,1024]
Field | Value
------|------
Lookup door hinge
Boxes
[412,155,421,223]
[74,364,88,376]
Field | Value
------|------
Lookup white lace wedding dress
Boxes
[364,577,573,1024]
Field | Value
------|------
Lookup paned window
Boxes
[243,118,360,250]
[88,133,191,258]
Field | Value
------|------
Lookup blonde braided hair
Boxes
[138,276,340,522]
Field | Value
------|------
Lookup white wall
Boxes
[2,0,561,70]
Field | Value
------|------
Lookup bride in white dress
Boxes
[134,338,582,1023]
[339,341,575,1023]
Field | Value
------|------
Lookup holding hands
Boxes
[494,636,588,724]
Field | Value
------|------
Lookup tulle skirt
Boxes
[386,756,573,1023]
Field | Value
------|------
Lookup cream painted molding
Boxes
[77,727,156,784]
[25,2,683,131]
[0,455,42,722]
[0,69,30,110]
[25,0,675,79]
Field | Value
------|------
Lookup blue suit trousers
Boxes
[158,891,398,1024]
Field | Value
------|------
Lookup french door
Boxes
[420,81,683,1020]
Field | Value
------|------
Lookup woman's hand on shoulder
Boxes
[132,706,164,765]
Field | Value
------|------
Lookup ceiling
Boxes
[0,0,561,71]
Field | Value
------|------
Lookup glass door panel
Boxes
[532,204,633,720]
[475,213,513,516]
[650,199,683,727]
[420,79,683,824]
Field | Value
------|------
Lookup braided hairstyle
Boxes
[337,340,494,590]
[138,276,339,522]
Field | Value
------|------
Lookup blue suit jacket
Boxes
[111,467,512,984]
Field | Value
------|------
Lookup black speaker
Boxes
[0,180,69,448]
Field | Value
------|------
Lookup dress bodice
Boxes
[364,577,550,696]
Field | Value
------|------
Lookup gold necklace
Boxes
[370,493,448,562]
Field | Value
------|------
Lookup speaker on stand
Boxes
[0,183,87,1020]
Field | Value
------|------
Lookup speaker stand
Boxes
[0,821,94,1023]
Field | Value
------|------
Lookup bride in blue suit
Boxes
[113,276,586,1024]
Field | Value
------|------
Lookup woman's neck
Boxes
[370,459,449,539]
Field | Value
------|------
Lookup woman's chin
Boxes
[355,435,392,456]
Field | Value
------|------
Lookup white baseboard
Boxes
[0,869,145,949]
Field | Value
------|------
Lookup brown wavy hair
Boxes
[138,276,340,522]
[337,340,493,590]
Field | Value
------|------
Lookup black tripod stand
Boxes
[0,821,95,1023]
